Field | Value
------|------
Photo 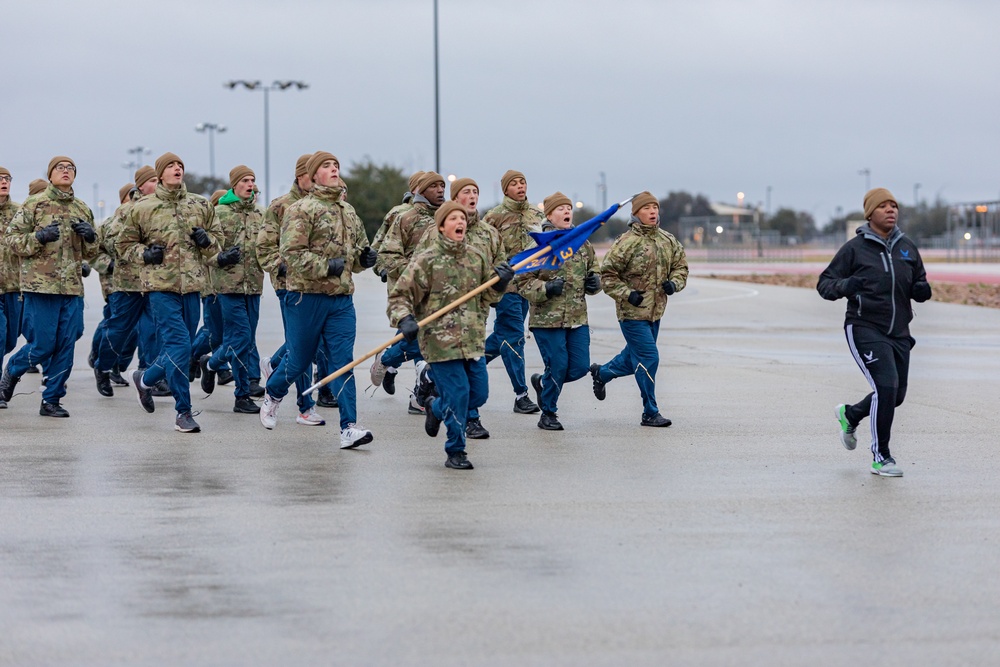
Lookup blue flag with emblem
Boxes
[509,195,638,274]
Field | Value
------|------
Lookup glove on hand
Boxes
[493,261,514,292]
[81,262,91,278]
[842,276,864,297]
[399,314,419,342]
[190,226,212,249]
[143,244,165,265]
[35,222,60,244]
[359,246,377,269]
[584,271,601,295]
[627,290,644,307]
[912,281,932,302]
[662,280,676,296]
[217,246,241,268]
[277,263,287,278]
[326,257,345,278]
[71,219,97,243]
[379,269,388,283]
[107,260,115,275]
[545,278,565,298]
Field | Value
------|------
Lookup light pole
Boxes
[224,79,308,203]
[195,122,227,182]
[914,182,921,207]
[433,0,440,173]
[858,168,870,191]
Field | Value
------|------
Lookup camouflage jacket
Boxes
[116,183,223,295]
[520,223,598,329]
[258,183,308,292]
[378,200,438,284]
[415,211,506,267]
[371,198,413,252]
[387,235,500,363]
[482,196,543,293]
[212,193,265,295]
[99,199,145,293]
[280,183,369,296]
[0,197,20,293]
[601,221,689,322]
[5,185,98,296]
[90,220,116,298]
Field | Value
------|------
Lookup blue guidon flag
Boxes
[509,195,639,274]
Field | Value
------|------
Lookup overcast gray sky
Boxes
[3,0,997,221]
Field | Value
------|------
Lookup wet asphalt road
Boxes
[2,271,999,666]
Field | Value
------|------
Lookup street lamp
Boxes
[224,79,308,203]
[195,123,227,182]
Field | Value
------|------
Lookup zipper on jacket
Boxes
[857,295,862,317]
[887,251,897,333]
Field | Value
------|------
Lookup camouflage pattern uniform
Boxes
[377,201,438,288]
[387,234,499,455]
[371,195,413,253]
[0,195,22,357]
[3,184,97,405]
[594,221,689,421]
[483,196,543,294]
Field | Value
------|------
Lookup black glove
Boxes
[190,226,212,249]
[662,280,676,296]
[627,290,644,307]
[35,222,60,244]
[379,269,388,283]
[107,259,115,275]
[277,263,287,278]
[584,271,601,295]
[143,244,165,265]
[327,257,345,278]
[912,281,932,302]
[842,276,864,297]
[71,219,96,243]
[544,277,565,298]
[217,246,241,268]
[81,262,92,278]
[493,261,514,292]
[399,314,419,342]
[359,246,377,269]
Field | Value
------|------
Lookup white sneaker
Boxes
[260,356,273,385]
[340,423,373,449]
[370,352,388,387]
[835,404,857,450]
[871,457,903,477]
[296,406,326,426]
[260,394,282,429]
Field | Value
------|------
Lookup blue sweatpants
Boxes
[7,293,84,403]
[598,319,661,418]
[1,291,23,357]
[270,289,314,412]
[484,292,529,395]
[209,294,260,399]
[381,332,423,369]
[141,292,200,414]
[531,325,591,415]
[429,357,489,454]
[96,291,144,373]
[266,292,357,429]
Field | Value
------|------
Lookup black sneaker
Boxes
[94,368,113,397]
[513,394,540,414]
[25,365,40,374]
[132,370,155,413]
[39,400,70,418]
[248,379,265,398]
[0,398,6,409]
[317,387,338,408]
[445,452,474,470]
[0,365,21,402]
[151,379,172,397]
[109,368,129,386]
[530,373,544,410]
[175,411,201,433]
[538,411,564,431]
[382,370,396,395]
[466,418,490,439]
[424,397,441,437]
[233,396,260,414]
[590,363,606,401]
[199,354,216,395]
[87,348,96,369]
[189,357,201,382]
[641,413,672,427]
[217,367,234,385]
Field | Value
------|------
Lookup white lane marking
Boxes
[671,284,760,306]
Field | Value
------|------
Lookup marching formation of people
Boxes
[0,153,928,475]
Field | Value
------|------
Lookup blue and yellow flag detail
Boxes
[510,202,621,274]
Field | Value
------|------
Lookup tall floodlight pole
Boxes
[225,79,308,203]
[126,146,151,174]
[195,123,227,181]
[433,0,441,173]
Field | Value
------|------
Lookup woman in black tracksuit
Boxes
[817,187,932,477]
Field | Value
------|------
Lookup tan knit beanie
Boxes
[415,171,445,195]
[543,191,572,218]
[119,183,135,204]
[154,152,184,179]
[306,151,339,178]
[294,153,313,178]
[28,179,47,195]
[0,166,10,179]
[435,200,468,230]
[501,169,525,195]
[134,165,156,189]
[863,188,898,220]
[450,177,478,200]
[631,191,658,216]
[47,156,76,180]
[229,165,255,190]
[408,171,426,193]
[210,190,227,206]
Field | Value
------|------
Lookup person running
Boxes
[590,191,688,427]
[0,166,22,408]
[258,151,377,449]
[116,152,223,433]
[388,201,513,470]
[482,169,543,415]
[370,170,424,260]
[818,187,931,478]
[1,156,99,416]
[521,192,601,431]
